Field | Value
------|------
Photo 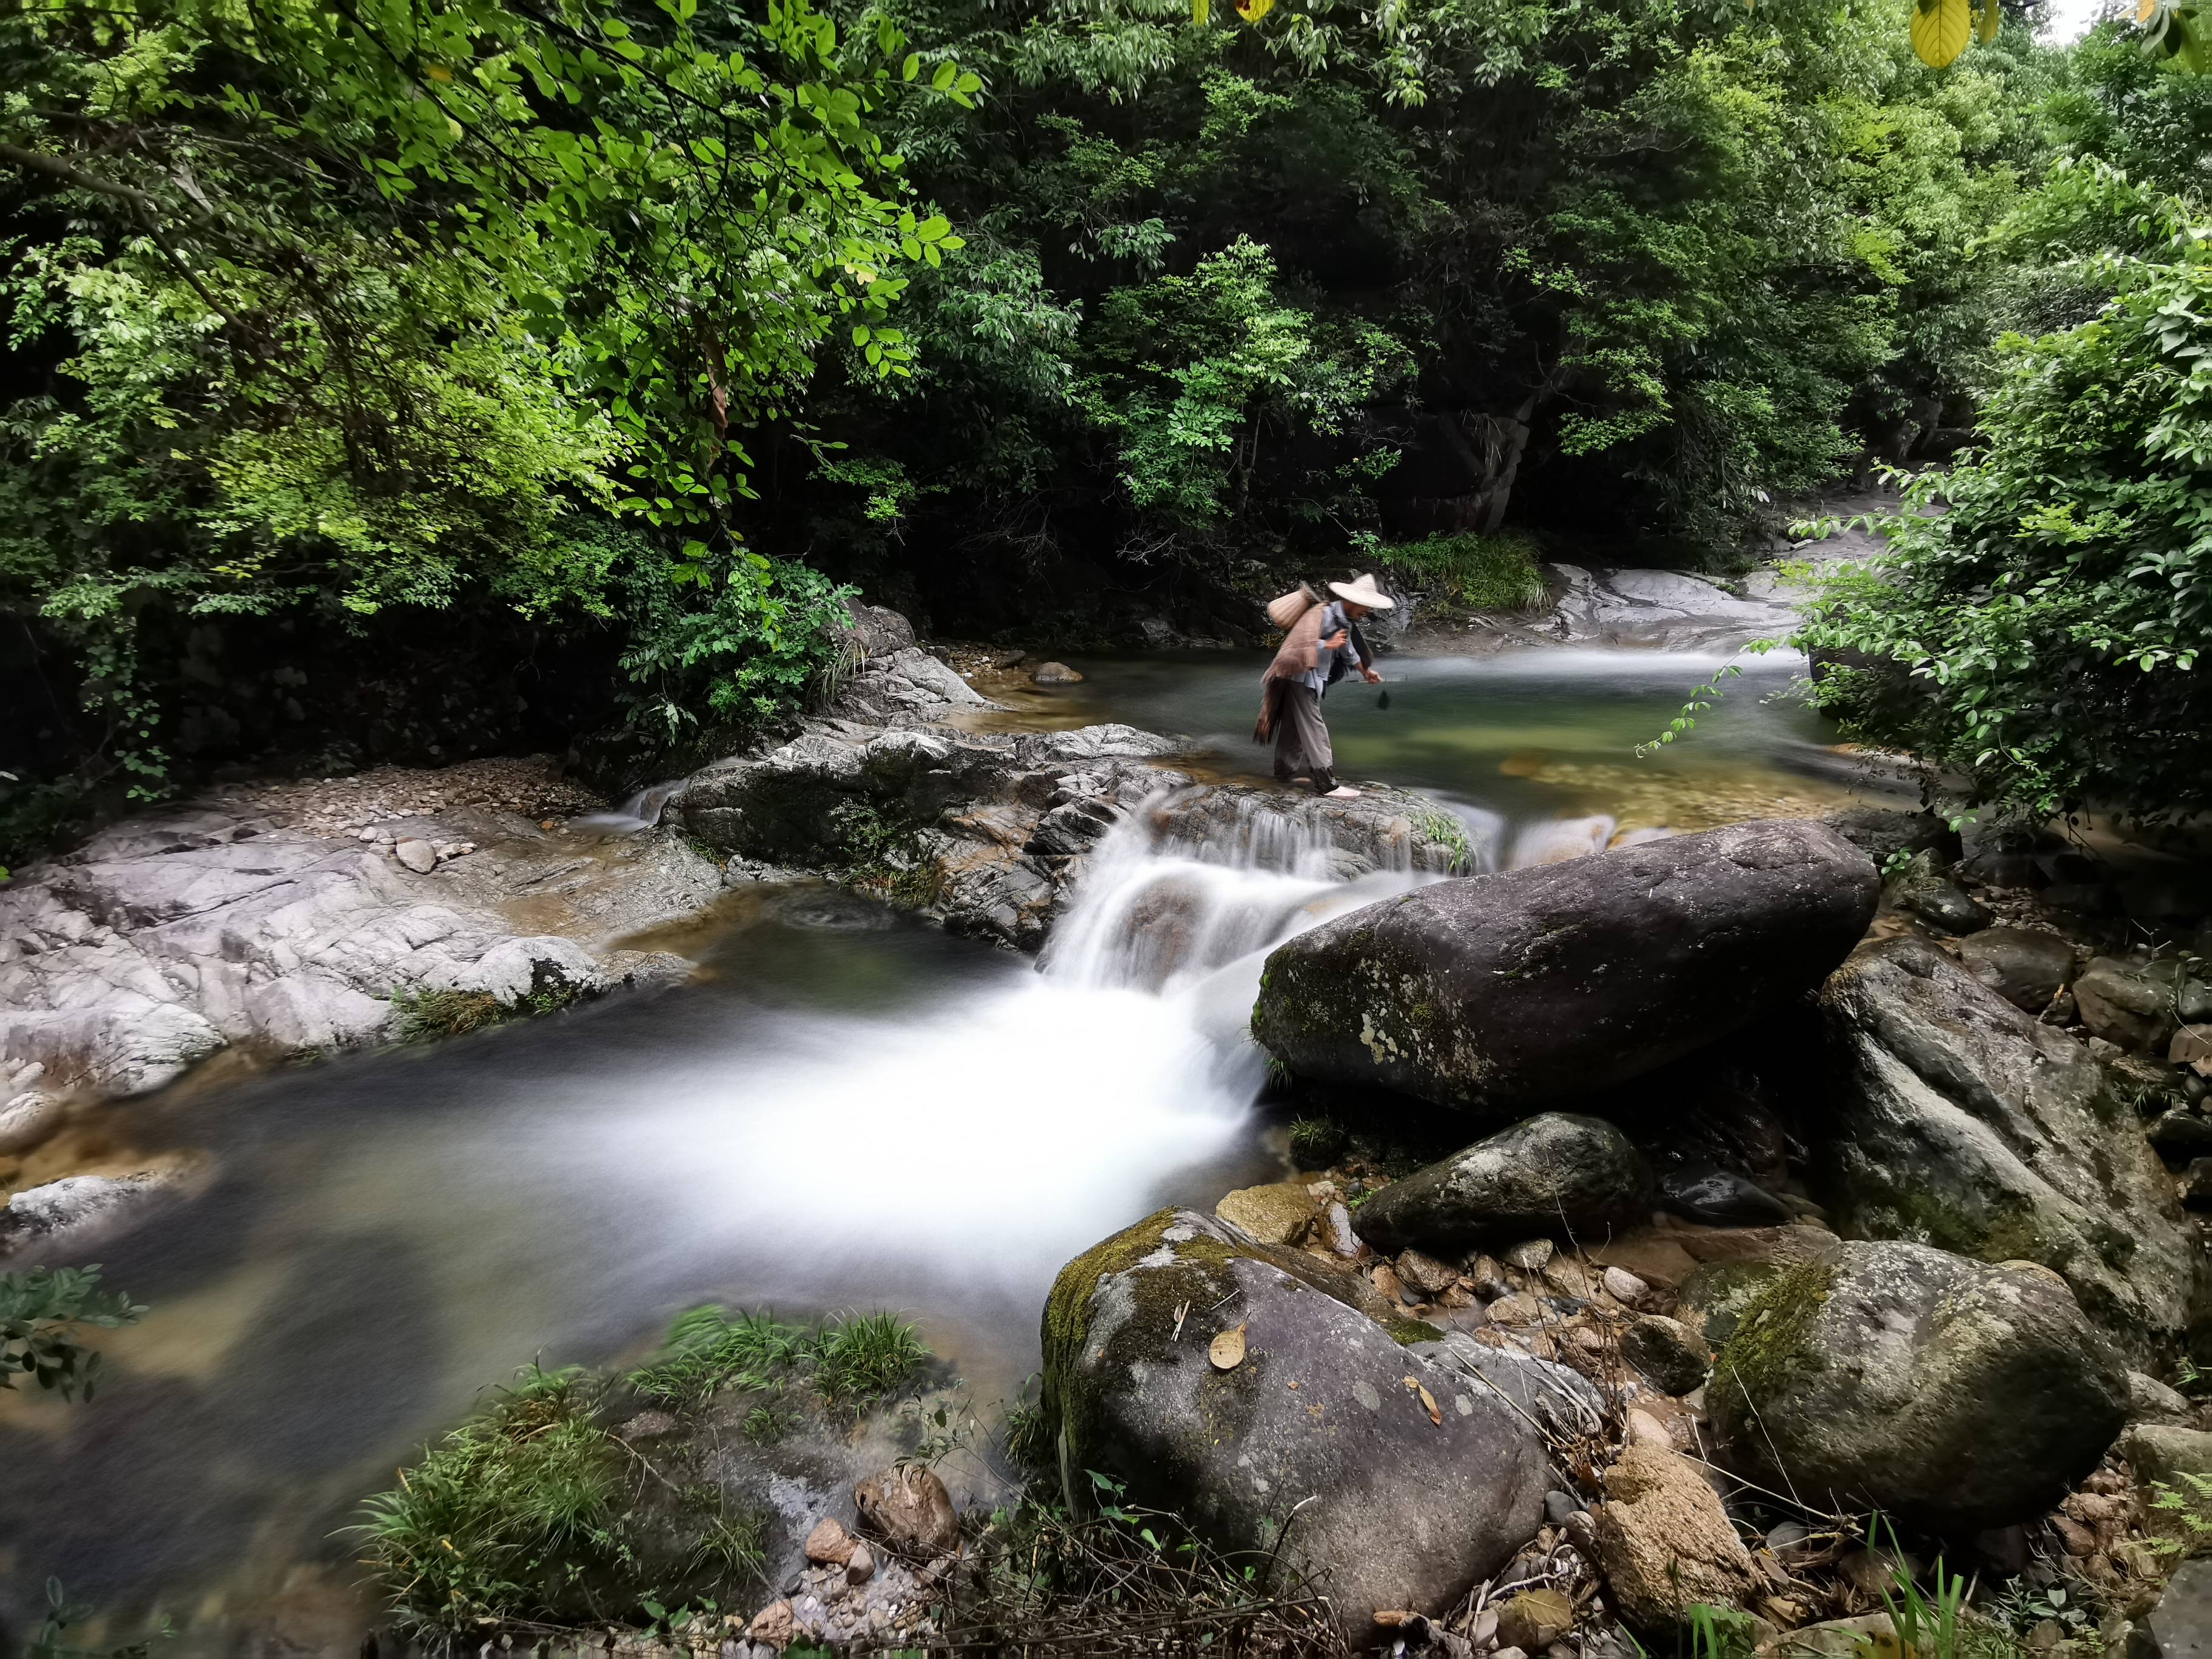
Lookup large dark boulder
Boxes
[1691,1240,2128,1533]
[1250,819,1877,1113]
[1818,938,2204,1362]
[1041,1208,1548,1634]
[1352,1114,1651,1255]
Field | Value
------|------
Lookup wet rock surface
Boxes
[1818,937,2204,1359]
[1252,818,1878,1113]
[0,779,720,1107]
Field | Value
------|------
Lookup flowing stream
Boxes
[0,644,1874,1652]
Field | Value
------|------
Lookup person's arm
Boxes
[1346,616,1384,683]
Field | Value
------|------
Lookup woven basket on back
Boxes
[1265,583,1320,629]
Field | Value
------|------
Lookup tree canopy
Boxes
[2,0,2208,850]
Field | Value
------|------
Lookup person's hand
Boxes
[1361,666,1384,685]
[1322,628,1349,649]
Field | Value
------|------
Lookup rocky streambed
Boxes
[9,598,2212,1659]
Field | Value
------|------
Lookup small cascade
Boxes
[574,777,688,833]
[1511,813,1618,867]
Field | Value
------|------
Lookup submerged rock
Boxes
[1692,1240,2128,1532]
[1251,819,1877,1113]
[1352,1114,1651,1255]
[1041,1207,1547,1633]
[1818,937,2204,1361]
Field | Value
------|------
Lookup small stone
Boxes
[1487,1292,1544,1326]
[1215,1181,1316,1246]
[2051,1515,2097,1557]
[1545,1489,1583,1526]
[1546,1644,1577,1659]
[1495,1589,1574,1653]
[1621,1314,1712,1396]
[1030,661,1084,685]
[1465,1253,1512,1297]
[1507,1239,1556,1272]
[1492,1648,1528,1659]
[1324,1202,1361,1259]
[1766,1520,1811,1555]
[746,1601,793,1647]
[394,837,438,874]
[1473,1610,1500,1647]
[1626,1407,1674,1448]
[2174,1025,2212,1078]
[804,1517,856,1566]
[1594,1443,1757,1626]
[1603,1265,1649,1306]
[1397,1248,1460,1296]
[845,1542,874,1584]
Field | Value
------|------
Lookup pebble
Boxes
[1603,1265,1649,1305]
[394,838,438,873]
[1473,1610,1500,1647]
[1626,1407,1675,1448]
[1486,1292,1544,1326]
[1544,1489,1583,1525]
[1765,1520,1811,1555]
[846,1542,874,1584]
[1324,1201,1361,1259]
[1506,1238,1555,1272]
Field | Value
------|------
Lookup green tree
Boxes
[1800,162,2212,820]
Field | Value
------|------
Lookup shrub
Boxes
[1379,532,1550,611]
[1798,165,2212,822]
[355,1364,770,1638]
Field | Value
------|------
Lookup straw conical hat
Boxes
[1328,573,1395,609]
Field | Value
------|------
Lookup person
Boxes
[1255,573,1391,799]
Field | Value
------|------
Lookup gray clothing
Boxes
[1299,602,1363,695]
[1273,681,1337,794]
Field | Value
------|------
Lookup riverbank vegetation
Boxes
[0,0,2206,843]
[357,1309,931,1637]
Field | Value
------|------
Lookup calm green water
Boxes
[993,645,1874,861]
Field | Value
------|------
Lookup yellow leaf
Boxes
[1236,0,1275,21]
[1978,0,2000,41]
[424,62,452,82]
[1191,0,1210,21]
[1208,1322,1247,1370]
[1911,0,1972,67]
[2136,0,2157,22]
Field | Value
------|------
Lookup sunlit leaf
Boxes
[1236,0,1276,20]
[1911,0,1972,67]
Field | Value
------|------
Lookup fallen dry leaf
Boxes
[1209,1322,1248,1370]
[1418,1382,1441,1425]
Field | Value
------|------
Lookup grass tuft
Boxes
[1381,530,1549,611]
[393,987,508,1041]
[626,1305,928,1413]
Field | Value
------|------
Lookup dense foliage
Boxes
[1801,157,2212,821]
[2,0,2208,836]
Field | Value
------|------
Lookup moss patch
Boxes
[1711,1257,1835,1408]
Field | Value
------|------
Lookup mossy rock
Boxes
[1818,937,2205,1366]
[1695,1239,2128,1532]
[1041,1207,1547,1635]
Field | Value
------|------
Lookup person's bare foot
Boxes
[1324,786,1363,799]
